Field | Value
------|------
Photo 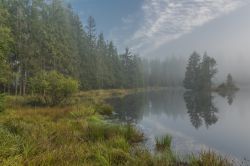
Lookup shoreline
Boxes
[0,88,234,165]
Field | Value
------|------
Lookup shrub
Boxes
[30,70,79,105]
[0,93,5,112]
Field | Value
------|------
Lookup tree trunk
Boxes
[19,79,22,96]
[15,75,18,96]
[23,71,27,96]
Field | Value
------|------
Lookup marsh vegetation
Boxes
[0,90,235,166]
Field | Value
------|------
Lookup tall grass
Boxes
[0,103,147,165]
[189,151,233,166]
[155,134,172,151]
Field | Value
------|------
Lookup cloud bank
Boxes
[121,0,249,56]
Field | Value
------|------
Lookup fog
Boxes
[151,3,250,86]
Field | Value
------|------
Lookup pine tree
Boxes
[199,53,217,90]
[226,74,233,87]
[183,52,217,91]
[86,16,96,49]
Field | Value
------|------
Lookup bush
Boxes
[0,93,5,112]
[30,70,79,105]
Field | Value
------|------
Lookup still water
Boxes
[107,88,250,161]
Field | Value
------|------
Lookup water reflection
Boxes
[108,89,238,129]
[108,90,186,123]
[107,89,250,160]
[217,90,236,105]
[108,93,146,123]
[183,91,218,129]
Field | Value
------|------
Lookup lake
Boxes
[107,88,250,163]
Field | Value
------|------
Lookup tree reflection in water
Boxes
[108,89,237,130]
[183,91,218,129]
[217,90,236,105]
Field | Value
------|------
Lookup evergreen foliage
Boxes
[226,74,238,90]
[183,52,201,90]
[183,52,217,91]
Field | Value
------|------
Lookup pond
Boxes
[107,88,250,162]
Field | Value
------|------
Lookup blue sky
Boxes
[64,0,250,59]
[64,0,143,43]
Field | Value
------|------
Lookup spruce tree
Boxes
[183,52,201,90]
[183,52,217,91]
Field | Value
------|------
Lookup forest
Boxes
[0,0,142,93]
[0,0,185,97]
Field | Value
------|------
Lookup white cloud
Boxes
[121,0,249,56]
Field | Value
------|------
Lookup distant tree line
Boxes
[143,57,186,87]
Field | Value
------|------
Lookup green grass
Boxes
[0,104,148,165]
[0,89,233,166]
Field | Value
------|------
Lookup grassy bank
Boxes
[0,89,232,166]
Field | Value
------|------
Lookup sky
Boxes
[64,0,250,84]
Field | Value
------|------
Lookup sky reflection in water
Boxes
[107,88,250,161]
